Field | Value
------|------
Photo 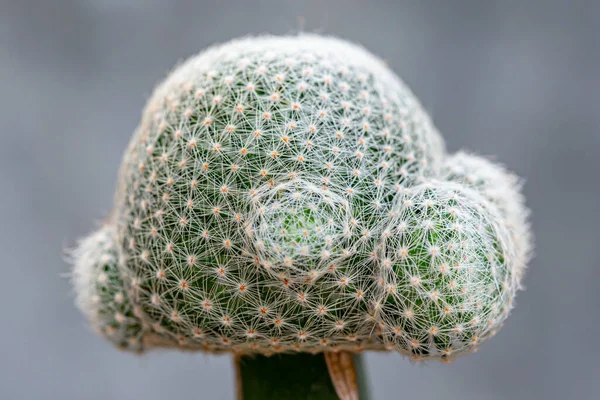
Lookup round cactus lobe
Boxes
[71,226,144,351]
[375,182,515,360]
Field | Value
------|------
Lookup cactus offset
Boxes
[71,34,531,377]
[71,226,144,350]
[376,181,516,359]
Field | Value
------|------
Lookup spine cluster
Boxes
[71,35,531,361]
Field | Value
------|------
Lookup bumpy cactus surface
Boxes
[71,35,531,364]
[72,226,144,350]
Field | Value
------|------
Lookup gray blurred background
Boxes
[1,0,599,399]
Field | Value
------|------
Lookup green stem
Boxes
[236,352,370,400]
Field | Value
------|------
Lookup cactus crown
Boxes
[71,35,531,361]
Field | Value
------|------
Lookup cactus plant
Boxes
[70,34,531,399]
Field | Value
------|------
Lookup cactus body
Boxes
[71,35,530,367]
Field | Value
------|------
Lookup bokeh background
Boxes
[1,1,599,399]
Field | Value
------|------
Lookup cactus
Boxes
[70,34,531,399]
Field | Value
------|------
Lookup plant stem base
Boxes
[235,352,370,400]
